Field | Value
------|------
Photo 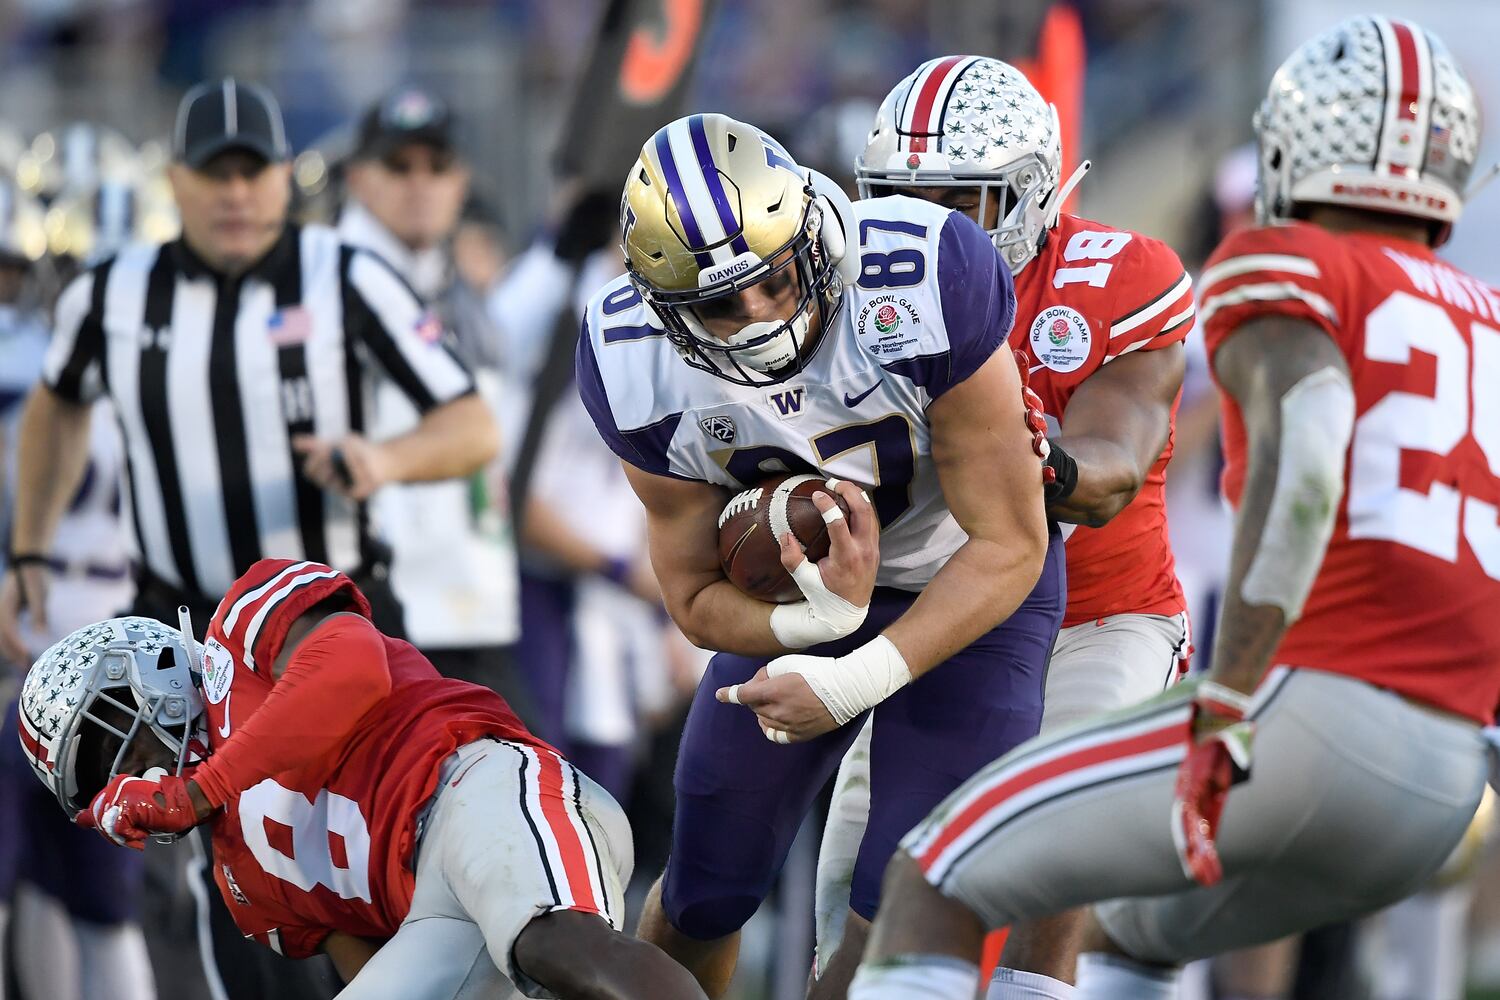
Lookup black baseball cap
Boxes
[174,77,290,169]
[355,87,456,161]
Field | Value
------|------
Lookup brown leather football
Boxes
[717,473,853,603]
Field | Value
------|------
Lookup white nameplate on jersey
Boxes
[1029,305,1092,373]
[856,294,923,361]
[202,638,235,705]
[700,414,737,443]
[766,386,807,420]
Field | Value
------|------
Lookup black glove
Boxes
[1043,441,1078,505]
[553,190,621,265]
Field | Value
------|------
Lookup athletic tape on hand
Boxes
[766,635,912,726]
[769,559,868,649]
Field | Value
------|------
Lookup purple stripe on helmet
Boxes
[688,115,752,256]
[654,126,715,270]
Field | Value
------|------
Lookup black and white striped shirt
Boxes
[42,224,474,603]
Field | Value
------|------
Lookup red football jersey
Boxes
[1011,212,1193,626]
[197,559,547,957]
[1201,221,1500,723]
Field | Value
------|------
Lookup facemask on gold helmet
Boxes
[621,114,856,386]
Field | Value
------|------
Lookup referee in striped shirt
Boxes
[0,78,497,668]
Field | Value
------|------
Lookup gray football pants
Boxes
[904,667,1489,964]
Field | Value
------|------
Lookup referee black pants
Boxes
[127,568,405,1000]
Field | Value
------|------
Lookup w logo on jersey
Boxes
[767,387,806,419]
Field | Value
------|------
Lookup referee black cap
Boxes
[355,86,456,161]
[174,77,290,169]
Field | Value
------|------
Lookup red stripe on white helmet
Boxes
[17,708,54,771]
[1374,17,1433,179]
[900,56,971,153]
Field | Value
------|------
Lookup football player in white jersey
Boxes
[576,113,1066,997]
[813,56,1194,999]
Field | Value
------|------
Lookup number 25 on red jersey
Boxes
[1347,290,1500,578]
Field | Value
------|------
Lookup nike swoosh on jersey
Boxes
[843,383,880,407]
[217,691,232,739]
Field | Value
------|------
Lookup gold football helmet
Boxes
[621,113,855,386]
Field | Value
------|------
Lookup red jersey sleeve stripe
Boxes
[221,560,320,639]
[1199,281,1339,328]
[239,567,343,672]
[1107,299,1194,360]
[1109,272,1192,341]
[1199,253,1320,296]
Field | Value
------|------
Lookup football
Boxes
[717,473,853,603]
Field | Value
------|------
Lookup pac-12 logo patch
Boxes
[1029,305,1091,373]
[201,638,235,705]
[700,415,736,444]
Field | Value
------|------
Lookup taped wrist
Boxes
[1042,442,1078,504]
[768,557,868,649]
[769,634,911,725]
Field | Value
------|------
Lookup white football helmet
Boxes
[17,616,205,816]
[1255,16,1481,240]
[857,55,1087,274]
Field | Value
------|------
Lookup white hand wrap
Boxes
[769,557,868,649]
[767,635,911,726]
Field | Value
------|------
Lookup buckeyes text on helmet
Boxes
[1254,15,1481,241]
[857,55,1081,275]
[620,113,854,387]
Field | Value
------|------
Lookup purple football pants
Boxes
[661,526,1066,939]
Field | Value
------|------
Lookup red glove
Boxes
[1171,681,1255,887]
[1013,350,1054,482]
[76,771,201,849]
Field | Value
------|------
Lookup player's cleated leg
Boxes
[806,908,869,1000]
[1073,953,1178,1000]
[516,909,707,1000]
[848,851,985,1000]
[991,914,1083,997]
[637,876,741,996]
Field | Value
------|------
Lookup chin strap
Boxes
[1043,159,1092,229]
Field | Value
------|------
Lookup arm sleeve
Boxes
[1103,238,1195,362]
[343,248,475,413]
[193,613,392,808]
[925,210,1017,399]
[41,269,106,404]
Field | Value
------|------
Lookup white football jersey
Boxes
[577,196,1017,589]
